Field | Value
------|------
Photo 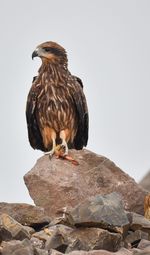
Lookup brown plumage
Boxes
[26,41,88,158]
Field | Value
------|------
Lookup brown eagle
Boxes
[26,41,88,161]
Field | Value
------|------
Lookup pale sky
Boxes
[0,0,150,203]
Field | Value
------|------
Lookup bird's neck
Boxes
[38,62,69,86]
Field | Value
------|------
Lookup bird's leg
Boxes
[59,130,69,156]
[44,137,56,159]
[55,130,79,165]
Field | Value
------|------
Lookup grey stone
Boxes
[30,237,45,249]
[130,212,150,234]
[1,239,34,255]
[125,230,149,248]
[70,192,129,235]
[137,239,150,250]
[34,247,49,255]
[34,224,73,252]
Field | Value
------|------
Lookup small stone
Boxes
[70,192,130,235]
[1,239,34,255]
[50,249,63,255]
[30,237,44,249]
[65,227,122,253]
[34,247,49,255]
[45,232,67,253]
[137,239,150,250]
[125,230,149,248]
[130,212,150,234]
[0,214,30,241]
[0,203,50,228]
[32,230,50,243]
[34,224,73,252]
[132,247,150,255]
[23,226,35,235]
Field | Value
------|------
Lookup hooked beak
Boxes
[32,49,38,60]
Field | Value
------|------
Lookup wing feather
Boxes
[70,76,89,149]
[26,81,45,151]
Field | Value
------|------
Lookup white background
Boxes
[0,0,150,203]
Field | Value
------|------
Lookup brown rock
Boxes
[65,227,122,253]
[24,149,146,218]
[1,239,34,255]
[139,171,150,191]
[70,192,129,235]
[130,212,150,234]
[50,247,132,255]
[0,214,30,241]
[0,203,50,228]
[33,224,73,252]
[23,226,35,235]
[125,230,149,248]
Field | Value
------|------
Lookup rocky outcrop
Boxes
[24,149,147,218]
[0,193,150,254]
[0,149,149,254]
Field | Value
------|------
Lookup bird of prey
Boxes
[26,41,88,162]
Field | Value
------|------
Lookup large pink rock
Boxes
[24,149,147,217]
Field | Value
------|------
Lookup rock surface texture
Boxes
[0,149,149,254]
[0,196,150,254]
[24,149,147,217]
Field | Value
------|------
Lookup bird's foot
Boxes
[44,147,56,159]
[54,145,79,165]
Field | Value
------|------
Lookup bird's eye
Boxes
[44,47,51,52]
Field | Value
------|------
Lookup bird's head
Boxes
[32,41,68,66]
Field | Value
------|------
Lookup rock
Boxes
[30,236,45,249]
[50,250,63,255]
[139,171,150,191]
[43,224,121,253]
[23,226,35,235]
[0,214,30,241]
[49,247,132,255]
[33,224,73,252]
[70,192,129,235]
[1,239,34,255]
[49,211,74,228]
[34,248,49,255]
[130,212,150,234]
[45,224,73,247]
[0,202,50,228]
[65,227,122,253]
[125,230,149,248]
[24,149,146,218]
[132,247,150,255]
[137,239,150,250]
[45,231,67,253]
